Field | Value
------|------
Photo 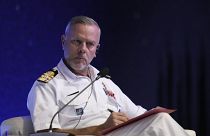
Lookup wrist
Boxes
[95,124,105,134]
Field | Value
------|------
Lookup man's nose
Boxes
[79,42,87,52]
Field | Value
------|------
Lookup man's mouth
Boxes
[76,57,85,60]
[74,57,86,62]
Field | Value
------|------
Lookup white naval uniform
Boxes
[27,60,195,136]
[27,59,147,132]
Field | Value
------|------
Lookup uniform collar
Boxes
[56,59,99,82]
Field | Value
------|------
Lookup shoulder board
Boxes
[37,69,58,83]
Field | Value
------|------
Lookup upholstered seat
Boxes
[1,116,34,136]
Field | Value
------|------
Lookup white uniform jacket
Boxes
[27,59,146,132]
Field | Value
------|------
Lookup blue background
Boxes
[0,0,210,136]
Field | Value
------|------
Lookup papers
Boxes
[101,107,176,135]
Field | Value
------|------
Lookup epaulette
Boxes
[37,69,58,83]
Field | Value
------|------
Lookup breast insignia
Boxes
[37,69,58,83]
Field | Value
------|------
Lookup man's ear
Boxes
[94,53,96,58]
[61,34,66,49]
[95,44,100,55]
[97,44,100,50]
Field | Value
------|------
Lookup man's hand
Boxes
[101,111,129,129]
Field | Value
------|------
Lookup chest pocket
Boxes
[100,82,121,112]
[58,91,90,116]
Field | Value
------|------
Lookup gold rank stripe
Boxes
[37,69,58,83]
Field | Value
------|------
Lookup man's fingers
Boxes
[102,112,129,129]
[113,119,126,126]
[111,112,129,122]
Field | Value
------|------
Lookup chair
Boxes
[1,116,196,136]
[1,116,34,136]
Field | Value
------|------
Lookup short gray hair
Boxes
[65,16,101,34]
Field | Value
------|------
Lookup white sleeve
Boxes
[27,81,61,132]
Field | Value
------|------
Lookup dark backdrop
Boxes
[0,0,209,136]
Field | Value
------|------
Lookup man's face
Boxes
[62,24,100,72]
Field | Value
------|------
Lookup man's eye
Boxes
[71,39,96,48]
[86,42,95,47]
[75,40,82,45]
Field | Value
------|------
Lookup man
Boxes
[27,16,193,136]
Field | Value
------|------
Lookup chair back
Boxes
[1,116,34,136]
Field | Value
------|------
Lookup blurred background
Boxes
[0,0,209,135]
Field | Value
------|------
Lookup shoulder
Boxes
[37,69,58,83]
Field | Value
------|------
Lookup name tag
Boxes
[76,108,84,115]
